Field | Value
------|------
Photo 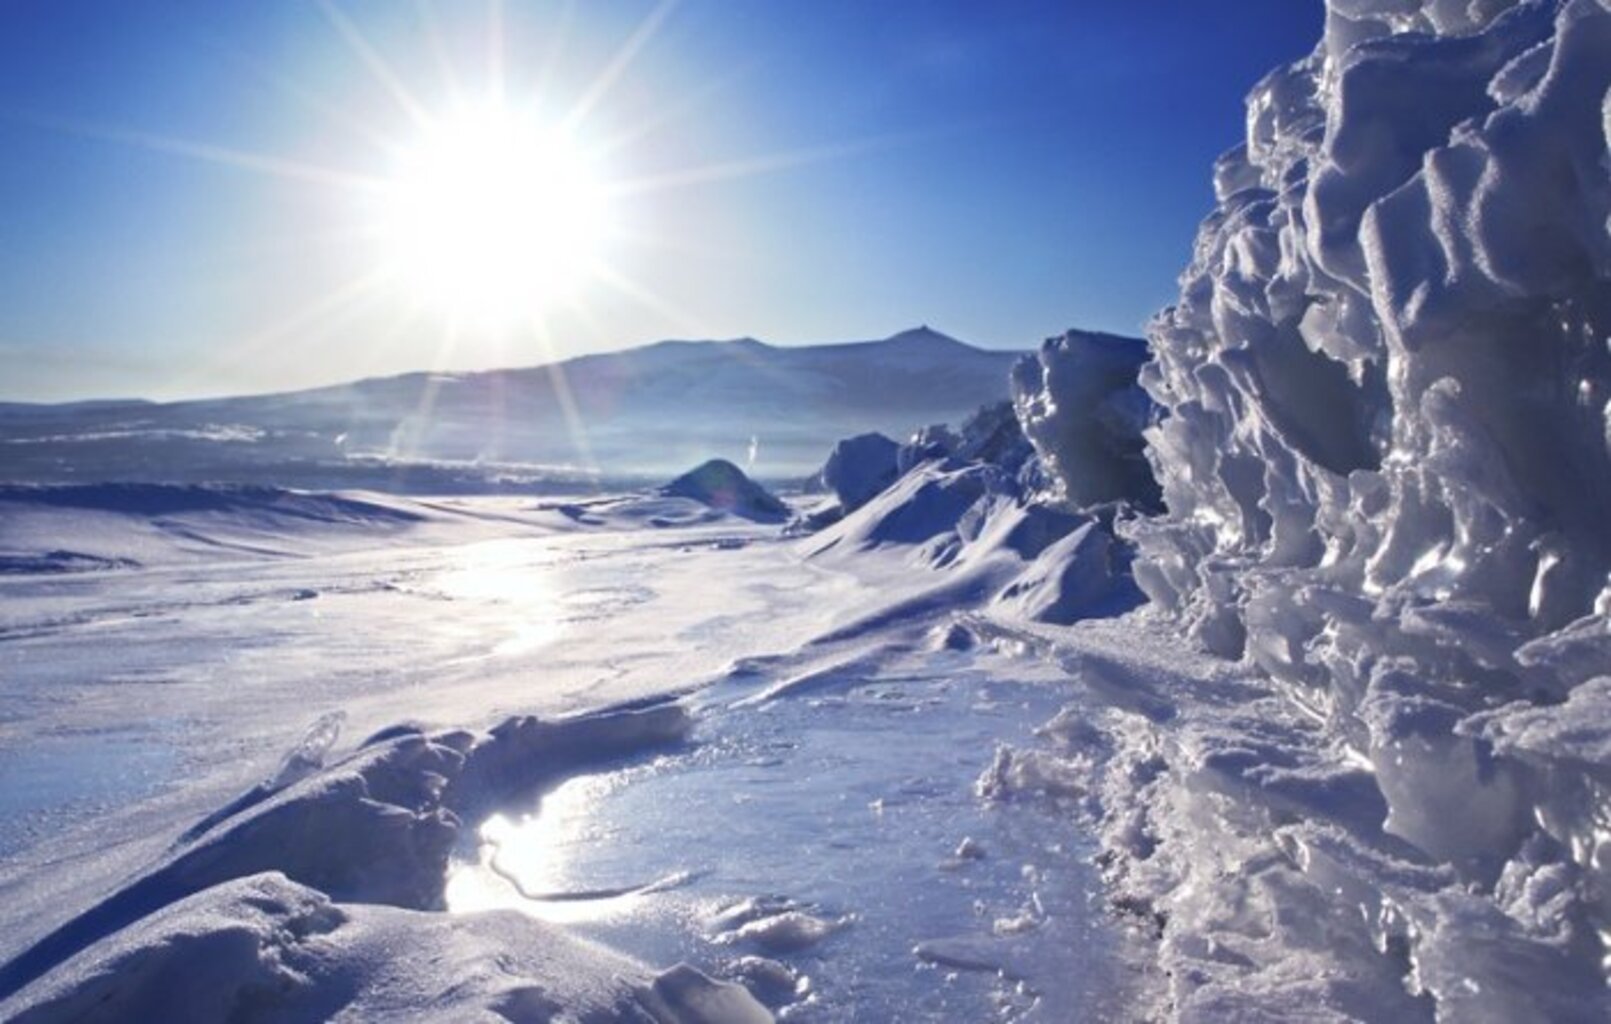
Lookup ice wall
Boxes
[1009,0,1611,1014]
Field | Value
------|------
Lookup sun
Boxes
[380,104,610,325]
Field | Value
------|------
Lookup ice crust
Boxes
[1001,0,1611,1017]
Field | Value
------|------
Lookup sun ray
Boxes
[559,292,617,356]
[314,0,434,129]
[603,136,897,198]
[590,260,709,338]
[0,109,388,192]
[415,0,464,106]
[166,263,394,398]
[531,0,577,110]
[191,27,406,159]
[601,224,733,262]
[529,315,601,477]
[486,0,506,100]
[394,317,463,461]
[587,62,751,161]
[231,264,397,362]
[563,0,678,132]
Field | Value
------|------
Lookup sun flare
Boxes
[380,105,610,325]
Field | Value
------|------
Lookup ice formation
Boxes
[803,400,1141,635]
[1010,330,1160,511]
[659,459,790,522]
[1003,0,1611,1017]
[818,432,900,511]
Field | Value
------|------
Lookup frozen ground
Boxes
[0,485,1168,1020]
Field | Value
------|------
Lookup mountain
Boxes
[0,327,1027,488]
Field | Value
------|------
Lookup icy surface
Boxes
[999,0,1611,1017]
[444,644,1140,1021]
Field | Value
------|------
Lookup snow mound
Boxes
[660,460,789,523]
[803,451,1140,640]
[0,871,766,1023]
[804,460,1003,557]
[994,520,1141,626]
[1001,0,1611,1017]
[0,701,699,1008]
[819,432,900,511]
[0,483,433,571]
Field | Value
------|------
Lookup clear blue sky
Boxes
[0,1,1323,400]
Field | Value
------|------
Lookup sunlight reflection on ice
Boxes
[432,540,564,656]
[445,773,655,924]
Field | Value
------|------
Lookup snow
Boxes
[1009,330,1159,511]
[6,2,1611,1019]
[0,466,1157,1020]
[818,432,900,512]
[0,328,1022,485]
[660,460,790,523]
[997,0,1611,1016]
[2,870,768,1023]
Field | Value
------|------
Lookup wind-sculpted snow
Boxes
[1005,0,1611,1017]
[0,871,768,1023]
[0,701,737,1020]
[802,426,1141,639]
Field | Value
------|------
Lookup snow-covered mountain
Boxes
[0,327,1025,488]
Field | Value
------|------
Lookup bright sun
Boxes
[382,105,609,325]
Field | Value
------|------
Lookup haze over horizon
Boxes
[0,0,1320,402]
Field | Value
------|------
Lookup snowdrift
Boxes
[0,483,430,571]
[802,396,1145,641]
[1005,0,1611,1017]
[0,701,772,1022]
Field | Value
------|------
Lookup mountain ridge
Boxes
[0,326,1066,486]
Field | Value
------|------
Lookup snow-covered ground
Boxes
[0,483,1164,1020]
[7,0,1611,1019]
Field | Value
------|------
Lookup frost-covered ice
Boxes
[1008,0,1611,1018]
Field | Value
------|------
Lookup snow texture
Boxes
[0,702,774,1022]
[1002,0,1611,1017]
[1010,330,1160,511]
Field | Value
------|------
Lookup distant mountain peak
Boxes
[884,325,965,347]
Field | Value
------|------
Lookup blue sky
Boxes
[0,1,1322,400]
